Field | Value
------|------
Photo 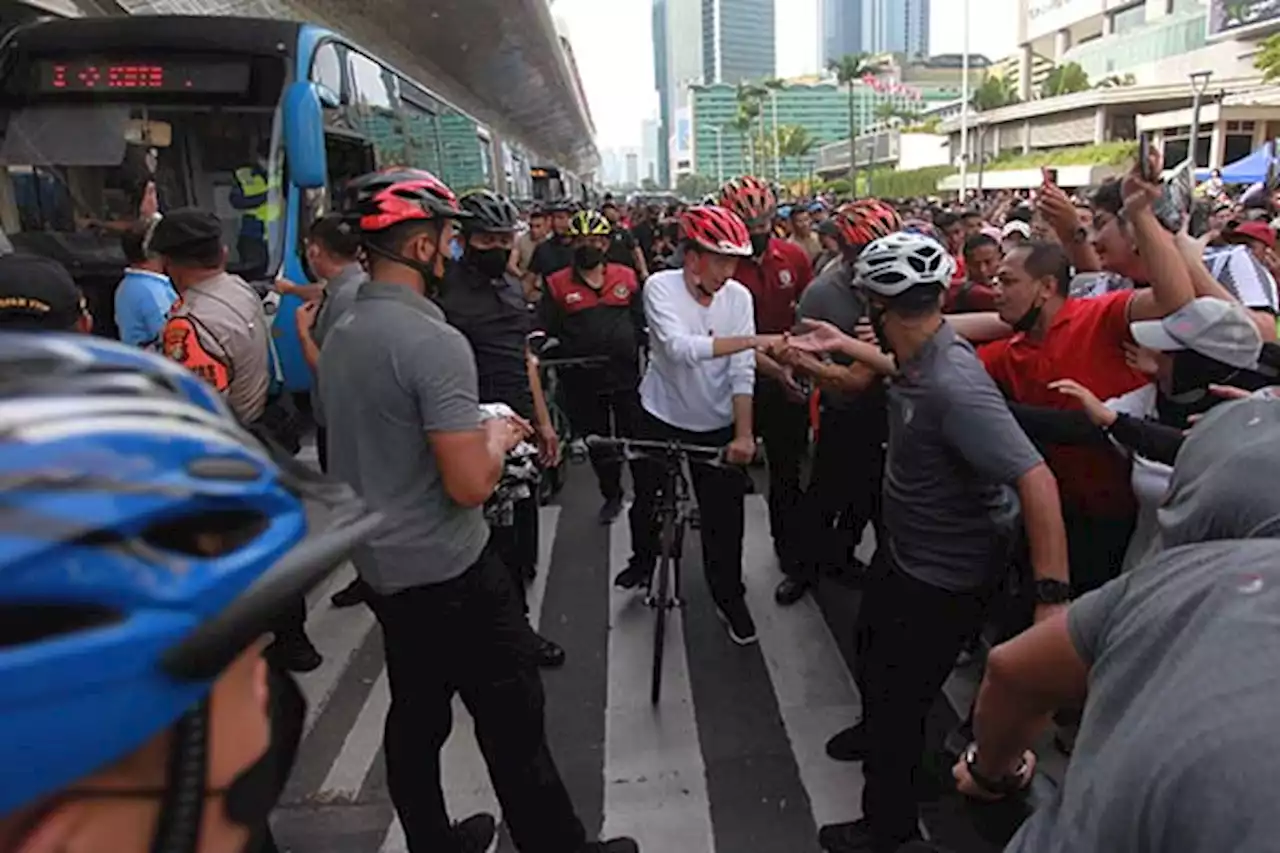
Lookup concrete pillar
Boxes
[1102,13,1115,36]
[1094,106,1108,143]
[1018,44,1033,102]
[993,123,1002,156]
[1022,120,1032,154]
[1210,120,1225,169]
[1146,0,1171,21]
[1054,28,1072,61]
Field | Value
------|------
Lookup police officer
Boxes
[438,189,566,669]
[230,139,283,277]
[152,208,321,674]
[540,210,645,524]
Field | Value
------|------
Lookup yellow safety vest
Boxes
[234,166,283,224]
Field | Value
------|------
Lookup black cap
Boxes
[148,209,225,261]
[0,254,84,331]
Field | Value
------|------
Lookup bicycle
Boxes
[586,435,727,706]
[529,332,616,503]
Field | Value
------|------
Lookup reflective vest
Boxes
[233,166,283,231]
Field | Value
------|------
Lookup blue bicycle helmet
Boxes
[0,334,382,817]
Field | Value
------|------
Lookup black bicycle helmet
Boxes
[460,190,521,234]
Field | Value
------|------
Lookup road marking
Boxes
[318,668,390,801]
[600,518,716,852]
[741,495,865,829]
[380,506,562,852]
[300,563,376,735]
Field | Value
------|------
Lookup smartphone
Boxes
[1138,134,1155,182]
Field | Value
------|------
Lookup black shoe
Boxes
[774,576,811,606]
[330,578,368,609]
[578,838,639,853]
[715,598,758,646]
[818,818,917,853]
[533,633,566,669]
[266,632,323,674]
[452,813,498,853]
[825,721,868,762]
[614,561,652,590]
[598,496,624,525]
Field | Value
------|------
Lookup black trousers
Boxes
[490,494,539,611]
[315,425,328,474]
[753,376,810,567]
[628,408,746,607]
[369,545,586,853]
[856,551,989,849]
[792,405,885,581]
[1065,511,1135,596]
[563,377,641,502]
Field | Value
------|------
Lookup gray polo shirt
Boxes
[310,263,368,429]
[1007,538,1280,853]
[884,321,1044,591]
[796,260,873,413]
[319,281,489,594]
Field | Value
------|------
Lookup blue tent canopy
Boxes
[1197,141,1277,184]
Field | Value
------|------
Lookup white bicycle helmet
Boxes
[855,231,957,297]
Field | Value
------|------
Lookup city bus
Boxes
[0,15,592,391]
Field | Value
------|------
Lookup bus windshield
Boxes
[0,102,282,278]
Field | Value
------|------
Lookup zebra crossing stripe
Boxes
[600,518,716,852]
[378,506,562,852]
[740,496,866,829]
[319,668,390,802]
[300,563,376,735]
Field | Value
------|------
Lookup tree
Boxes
[971,74,1021,192]
[828,52,887,197]
[762,77,788,179]
[675,172,719,201]
[1040,62,1091,98]
[1095,72,1137,89]
[640,177,659,192]
[735,81,769,175]
[1256,32,1280,82]
[776,125,816,188]
[727,110,755,178]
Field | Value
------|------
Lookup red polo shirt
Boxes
[979,290,1148,518]
[733,237,813,334]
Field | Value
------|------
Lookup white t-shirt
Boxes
[1104,384,1171,571]
[640,269,757,432]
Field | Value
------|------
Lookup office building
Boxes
[641,117,661,184]
[625,152,640,186]
[701,0,775,84]
[821,0,930,65]
[653,0,705,186]
[819,0,862,67]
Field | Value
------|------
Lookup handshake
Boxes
[753,319,885,402]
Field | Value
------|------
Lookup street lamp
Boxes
[1188,69,1213,169]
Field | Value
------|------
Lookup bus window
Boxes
[477,133,494,190]
[347,51,406,168]
[0,103,280,279]
[311,41,344,101]
[400,99,443,176]
[436,106,483,192]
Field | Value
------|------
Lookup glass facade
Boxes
[653,0,671,186]
[701,0,775,84]
[820,0,862,67]
[1064,7,1207,79]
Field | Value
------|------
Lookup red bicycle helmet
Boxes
[719,176,777,226]
[680,205,752,257]
[346,168,468,233]
[832,199,903,250]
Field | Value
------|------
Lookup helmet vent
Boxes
[0,604,121,648]
[139,510,269,558]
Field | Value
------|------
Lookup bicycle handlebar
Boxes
[585,435,727,466]
[539,354,613,369]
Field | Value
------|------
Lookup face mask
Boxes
[468,247,510,280]
[448,237,464,261]
[750,232,771,257]
[1170,349,1236,397]
[223,666,307,835]
[1011,300,1044,334]
[574,245,606,270]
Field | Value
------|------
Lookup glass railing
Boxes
[1064,10,1207,80]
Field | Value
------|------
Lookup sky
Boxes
[554,0,1019,149]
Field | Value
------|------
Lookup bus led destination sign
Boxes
[36,59,251,94]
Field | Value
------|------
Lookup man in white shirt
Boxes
[614,205,781,645]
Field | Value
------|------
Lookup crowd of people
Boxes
[2,145,1280,853]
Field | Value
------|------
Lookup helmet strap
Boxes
[362,239,444,291]
[149,703,210,853]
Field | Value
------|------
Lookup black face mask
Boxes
[574,245,606,270]
[223,667,307,845]
[750,232,772,257]
[1170,349,1237,397]
[468,247,510,281]
[1011,301,1044,334]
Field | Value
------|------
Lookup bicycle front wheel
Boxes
[651,515,677,706]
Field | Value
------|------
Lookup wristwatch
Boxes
[1034,579,1073,606]
[963,743,1029,797]
[1072,226,1089,245]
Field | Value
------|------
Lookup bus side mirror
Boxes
[283,82,327,189]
